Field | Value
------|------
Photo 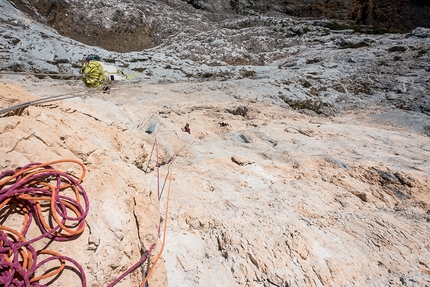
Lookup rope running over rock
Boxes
[107,135,186,286]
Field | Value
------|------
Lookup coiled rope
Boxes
[0,145,184,286]
[0,159,89,286]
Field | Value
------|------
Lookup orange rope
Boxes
[139,142,185,287]
[139,162,173,287]
[0,159,88,286]
[0,159,86,187]
[30,250,66,282]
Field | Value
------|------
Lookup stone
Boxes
[410,27,430,38]
[231,155,254,166]
[1,1,430,286]
[1,74,430,287]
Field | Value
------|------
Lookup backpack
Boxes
[80,55,135,88]
[80,60,106,88]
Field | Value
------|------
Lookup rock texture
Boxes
[0,1,430,286]
[1,76,429,286]
[2,0,430,120]
[0,82,168,287]
[264,0,430,32]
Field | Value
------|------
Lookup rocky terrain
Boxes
[8,0,430,53]
[1,0,430,286]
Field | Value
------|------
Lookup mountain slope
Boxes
[9,0,430,53]
[0,2,430,286]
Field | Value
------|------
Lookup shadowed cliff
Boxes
[10,0,430,52]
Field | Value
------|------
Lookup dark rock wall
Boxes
[11,0,430,52]
[349,0,430,31]
[234,0,429,32]
[205,0,429,31]
[11,0,154,52]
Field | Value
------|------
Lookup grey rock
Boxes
[410,27,430,38]
[325,157,351,169]
[230,132,252,143]
[386,94,398,100]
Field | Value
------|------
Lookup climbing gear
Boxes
[0,159,88,286]
[80,60,107,88]
[0,130,187,286]
[138,137,186,287]
[0,89,94,116]
[80,54,137,88]
[107,137,185,287]
[182,123,191,134]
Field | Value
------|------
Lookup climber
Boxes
[80,54,134,89]
[182,123,190,134]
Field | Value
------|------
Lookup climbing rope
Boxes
[0,159,89,286]
[0,128,186,286]
[0,78,139,116]
[0,71,83,79]
[138,137,185,287]
[106,244,155,287]
[107,136,185,287]
[0,89,93,116]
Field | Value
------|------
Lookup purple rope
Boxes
[0,163,89,286]
[1,161,156,287]
[106,244,155,287]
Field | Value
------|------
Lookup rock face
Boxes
[2,0,430,120]
[0,82,168,287]
[9,0,154,52]
[1,1,430,286]
[1,77,429,287]
[9,0,430,52]
[262,0,430,32]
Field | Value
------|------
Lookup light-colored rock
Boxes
[0,83,168,287]
[410,27,430,38]
[0,1,429,286]
[231,155,254,166]
[2,77,429,287]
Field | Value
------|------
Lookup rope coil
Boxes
[0,159,88,286]
[0,141,184,286]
